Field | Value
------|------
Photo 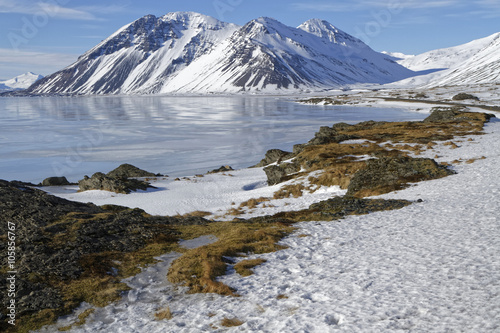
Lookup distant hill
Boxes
[389,32,500,87]
[0,72,44,92]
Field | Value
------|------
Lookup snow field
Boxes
[40,108,500,332]
[46,165,346,221]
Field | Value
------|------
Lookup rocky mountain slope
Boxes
[27,12,414,95]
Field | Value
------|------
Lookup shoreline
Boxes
[1,96,499,332]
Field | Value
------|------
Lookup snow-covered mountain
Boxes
[390,32,500,87]
[0,72,43,91]
[27,12,414,95]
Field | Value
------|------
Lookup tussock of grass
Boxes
[234,259,267,277]
[179,210,213,218]
[58,308,95,331]
[273,183,308,199]
[167,222,294,295]
[14,309,58,333]
[155,306,173,320]
[444,141,459,149]
[220,317,245,327]
[58,276,130,309]
[466,156,486,164]
[239,197,271,209]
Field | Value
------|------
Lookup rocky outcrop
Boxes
[78,172,152,194]
[253,149,295,167]
[346,156,454,197]
[0,179,210,332]
[423,107,495,123]
[306,125,359,147]
[106,163,159,179]
[248,196,412,223]
[41,176,72,186]
[308,196,412,220]
[263,162,301,185]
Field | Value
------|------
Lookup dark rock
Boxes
[309,196,412,220]
[41,176,71,186]
[452,93,479,101]
[307,125,359,146]
[293,143,307,154]
[106,163,158,178]
[208,165,234,174]
[78,172,152,194]
[424,107,468,122]
[245,196,412,223]
[263,160,301,185]
[0,179,211,327]
[253,149,294,167]
[281,161,301,175]
[263,165,288,186]
[18,286,63,315]
[347,156,454,197]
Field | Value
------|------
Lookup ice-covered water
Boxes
[0,96,425,182]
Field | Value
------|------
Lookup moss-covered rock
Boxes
[0,180,209,333]
[78,172,152,194]
[106,163,158,178]
[346,156,454,197]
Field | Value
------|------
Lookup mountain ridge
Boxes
[0,72,43,92]
[386,32,500,87]
[27,12,414,95]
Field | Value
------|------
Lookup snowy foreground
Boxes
[41,104,500,332]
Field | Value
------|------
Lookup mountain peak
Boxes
[27,14,413,95]
[298,18,364,47]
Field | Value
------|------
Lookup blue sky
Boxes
[0,0,499,79]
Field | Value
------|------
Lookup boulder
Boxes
[307,125,359,146]
[253,149,294,167]
[78,172,152,194]
[263,165,288,186]
[106,163,158,179]
[41,176,71,186]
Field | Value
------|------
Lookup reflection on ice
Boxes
[0,96,425,182]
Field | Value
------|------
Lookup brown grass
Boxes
[444,141,460,149]
[239,197,271,209]
[277,294,289,300]
[167,222,294,295]
[234,259,267,277]
[273,183,308,199]
[155,306,173,320]
[220,317,245,327]
[58,308,96,331]
[276,112,492,191]
[466,156,486,164]
[179,210,213,218]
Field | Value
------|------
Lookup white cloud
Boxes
[0,1,130,20]
[0,48,78,77]
[291,0,463,12]
[0,0,95,20]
